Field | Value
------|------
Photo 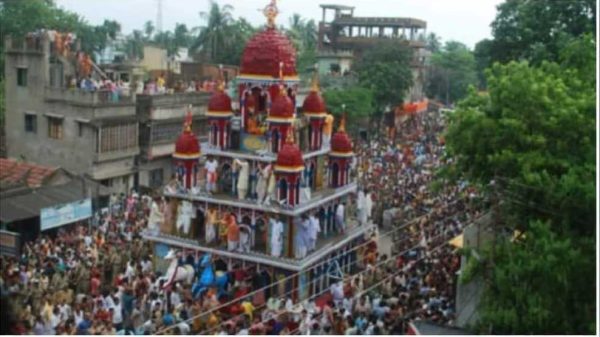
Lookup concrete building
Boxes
[136,92,210,190]
[317,4,430,103]
[4,33,140,194]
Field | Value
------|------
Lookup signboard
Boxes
[231,116,242,131]
[240,133,267,152]
[40,198,92,231]
[0,230,21,257]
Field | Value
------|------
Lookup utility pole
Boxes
[156,0,163,33]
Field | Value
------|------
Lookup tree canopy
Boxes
[487,0,596,65]
[445,34,596,335]
[426,41,477,104]
[353,41,413,113]
[322,86,374,130]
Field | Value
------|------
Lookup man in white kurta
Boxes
[365,192,373,222]
[256,163,270,204]
[204,158,218,193]
[308,213,321,252]
[234,159,250,200]
[270,218,284,257]
[147,200,164,235]
[357,190,367,226]
[335,203,346,234]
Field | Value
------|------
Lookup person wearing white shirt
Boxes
[204,157,219,193]
[111,298,124,330]
[335,202,346,233]
[308,213,321,252]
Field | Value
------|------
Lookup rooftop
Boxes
[320,4,355,10]
[334,16,427,28]
[0,158,58,189]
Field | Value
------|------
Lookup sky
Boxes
[55,0,504,49]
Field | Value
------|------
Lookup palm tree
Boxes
[426,32,442,53]
[144,20,155,41]
[191,1,234,62]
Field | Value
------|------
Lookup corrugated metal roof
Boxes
[0,180,86,223]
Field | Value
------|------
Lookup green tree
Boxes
[191,1,234,62]
[353,41,413,114]
[489,0,596,64]
[123,29,145,60]
[445,49,596,333]
[473,38,492,89]
[322,86,374,133]
[474,221,596,334]
[425,32,442,53]
[426,41,477,104]
[0,0,123,74]
[143,20,155,40]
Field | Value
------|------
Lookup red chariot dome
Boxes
[240,28,298,80]
[174,110,201,159]
[275,131,304,171]
[302,72,327,116]
[207,89,233,117]
[331,115,353,156]
[269,88,295,119]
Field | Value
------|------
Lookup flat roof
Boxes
[334,16,427,28]
[320,4,355,10]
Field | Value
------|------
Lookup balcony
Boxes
[136,91,211,108]
[95,147,139,163]
[45,87,134,107]
[143,219,372,271]
[336,36,426,48]
[164,181,357,216]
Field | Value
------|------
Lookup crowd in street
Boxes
[0,109,479,335]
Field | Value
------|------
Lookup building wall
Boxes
[4,37,140,194]
[138,157,172,189]
[140,46,168,71]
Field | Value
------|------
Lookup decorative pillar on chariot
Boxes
[328,114,354,188]
[173,108,201,189]
[207,65,233,150]
[267,63,296,153]
[274,129,304,206]
[302,68,328,151]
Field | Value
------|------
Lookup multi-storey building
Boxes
[4,34,139,193]
[143,1,374,301]
[317,4,430,103]
[136,92,210,190]
[3,33,215,194]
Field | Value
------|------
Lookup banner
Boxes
[0,230,20,257]
[40,198,92,231]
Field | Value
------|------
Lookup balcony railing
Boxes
[45,87,134,106]
[5,36,44,53]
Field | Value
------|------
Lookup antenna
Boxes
[156,0,163,33]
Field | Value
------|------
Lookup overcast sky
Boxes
[55,0,503,49]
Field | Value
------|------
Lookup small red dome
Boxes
[208,90,232,113]
[331,130,353,154]
[174,130,200,159]
[302,91,327,115]
[270,91,295,118]
[240,28,297,78]
[276,142,304,169]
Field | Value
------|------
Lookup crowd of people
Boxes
[0,109,479,335]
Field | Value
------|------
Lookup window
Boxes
[24,114,37,133]
[48,117,63,139]
[17,68,28,87]
[99,123,138,153]
[149,168,164,188]
[100,179,113,187]
[78,123,84,137]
